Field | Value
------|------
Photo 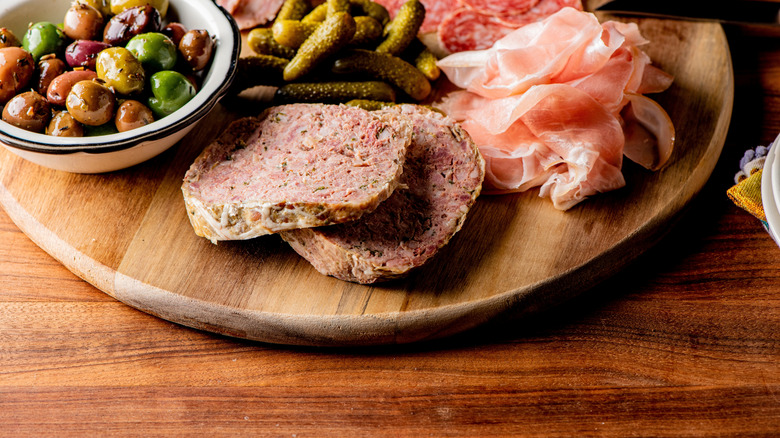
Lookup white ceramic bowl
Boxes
[0,0,239,173]
[761,134,780,245]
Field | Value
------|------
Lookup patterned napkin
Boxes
[727,144,771,227]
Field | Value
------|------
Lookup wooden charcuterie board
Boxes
[0,16,733,346]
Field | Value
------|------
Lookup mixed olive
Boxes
[0,0,216,137]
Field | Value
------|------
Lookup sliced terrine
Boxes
[182,103,412,243]
[280,105,485,284]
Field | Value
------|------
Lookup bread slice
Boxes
[182,103,412,243]
[280,105,485,284]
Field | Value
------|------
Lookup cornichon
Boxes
[276,0,310,21]
[283,12,356,81]
[327,0,349,16]
[301,3,327,23]
[274,16,382,49]
[231,55,289,92]
[350,16,383,46]
[349,0,390,25]
[413,47,440,81]
[345,99,395,111]
[247,28,296,58]
[275,81,396,103]
[272,20,319,48]
[402,40,440,81]
[304,0,390,25]
[375,0,424,56]
[332,49,431,101]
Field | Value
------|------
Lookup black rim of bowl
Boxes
[0,1,240,156]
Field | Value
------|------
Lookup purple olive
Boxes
[47,69,98,106]
[65,40,111,70]
[103,5,161,46]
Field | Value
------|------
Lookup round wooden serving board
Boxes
[0,17,733,346]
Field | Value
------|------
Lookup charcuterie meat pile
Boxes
[188,0,676,283]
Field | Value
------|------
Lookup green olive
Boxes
[66,80,117,126]
[84,121,119,136]
[22,22,66,62]
[147,70,196,117]
[96,47,146,95]
[126,32,177,73]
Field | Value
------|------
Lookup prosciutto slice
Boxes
[435,7,674,210]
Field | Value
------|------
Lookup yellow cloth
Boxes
[727,168,766,222]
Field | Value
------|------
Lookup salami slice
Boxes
[461,0,541,16]
[438,8,516,53]
[496,0,583,26]
[373,0,461,34]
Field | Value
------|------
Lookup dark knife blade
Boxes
[595,0,780,26]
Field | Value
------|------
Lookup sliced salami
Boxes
[461,0,541,16]
[372,0,461,34]
[438,8,516,53]
[496,0,583,26]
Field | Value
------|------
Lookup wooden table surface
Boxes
[2,24,780,437]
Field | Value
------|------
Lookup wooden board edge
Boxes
[0,182,118,297]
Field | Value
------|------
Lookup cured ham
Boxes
[435,7,675,210]
[217,0,284,30]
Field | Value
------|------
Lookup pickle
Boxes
[350,16,383,46]
[413,47,439,81]
[272,19,319,48]
[301,3,327,23]
[349,0,390,26]
[345,99,395,111]
[332,49,431,101]
[402,40,440,81]
[275,81,396,103]
[284,12,356,81]
[247,28,297,58]
[303,0,390,26]
[376,0,425,56]
[231,55,289,92]
[274,16,381,50]
[276,0,311,21]
[327,0,350,16]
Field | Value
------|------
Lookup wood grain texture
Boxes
[0,18,733,346]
